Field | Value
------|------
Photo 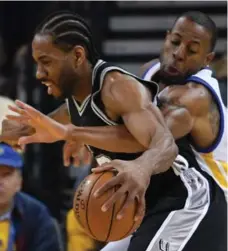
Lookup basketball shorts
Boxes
[128,158,227,251]
[102,155,227,251]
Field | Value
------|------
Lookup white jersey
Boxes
[143,61,228,196]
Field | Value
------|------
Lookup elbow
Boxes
[167,136,179,169]
[167,133,178,159]
[162,134,179,172]
[172,140,179,160]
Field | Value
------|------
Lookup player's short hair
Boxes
[173,11,217,51]
[35,11,99,65]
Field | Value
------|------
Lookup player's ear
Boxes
[205,51,215,67]
[72,46,86,67]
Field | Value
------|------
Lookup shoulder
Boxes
[185,82,211,98]
[101,71,151,113]
[187,82,217,106]
[177,82,212,117]
[103,71,145,93]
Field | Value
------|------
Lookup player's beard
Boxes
[57,66,79,100]
[158,67,192,86]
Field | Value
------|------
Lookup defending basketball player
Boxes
[100,11,228,251]
[2,11,227,251]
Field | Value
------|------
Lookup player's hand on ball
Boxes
[63,142,92,167]
[92,159,150,222]
[6,100,68,145]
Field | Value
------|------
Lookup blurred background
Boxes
[0,1,226,250]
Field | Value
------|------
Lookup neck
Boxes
[0,202,12,217]
[73,63,93,103]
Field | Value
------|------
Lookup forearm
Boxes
[134,130,178,176]
[65,124,146,153]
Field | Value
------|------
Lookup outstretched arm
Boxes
[64,125,146,153]
[0,103,69,144]
[5,102,145,153]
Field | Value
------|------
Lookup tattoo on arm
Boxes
[209,98,220,136]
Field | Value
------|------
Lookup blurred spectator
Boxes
[66,209,102,251]
[0,34,10,97]
[0,143,63,251]
[0,96,16,134]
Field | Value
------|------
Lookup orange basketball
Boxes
[73,171,143,242]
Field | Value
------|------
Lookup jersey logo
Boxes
[159,239,170,251]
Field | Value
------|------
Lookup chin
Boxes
[52,94,64,101]
[160,71,186,85]
[55,92,69,101]
[50,88,64,99]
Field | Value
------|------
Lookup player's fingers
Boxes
[6,115,31,126]
[63,143,73,167]
[8,105,26,115]
[73,156,80,167]
[18,135,39,145]
[116,192,136,220]
[6,115,30,124]
[91,164,115,173]
[83,149,92,165]
[75,146,90,165]
[91,160,120,172]
[72,144,83,158]
[15,100,43,122]
[134,195,146,222]
[101,185,127,212]
[15,100,27,108]
[94,175,123,198]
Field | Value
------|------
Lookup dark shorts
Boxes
[128,165,227,251]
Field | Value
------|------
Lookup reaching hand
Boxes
[92,159,150,221]
[63,141,93,167]
[6,100,68,146]
[0,119,35,149]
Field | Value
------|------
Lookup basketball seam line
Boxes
[118,192,138,240]
[86,172,104,239]
[105,184,116,242]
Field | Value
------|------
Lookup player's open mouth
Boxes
[166,66,181,75]
[42,82,54,95]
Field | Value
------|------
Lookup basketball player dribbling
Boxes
[4,10,178,221]
[2,11,227,251]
